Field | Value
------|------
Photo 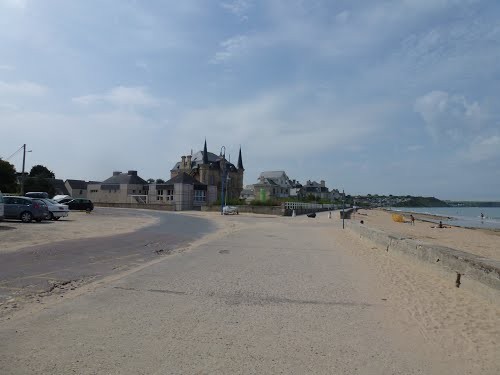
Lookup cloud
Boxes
[176,86,394,167]
[414,90,482,141]
[220,0,252,21]
[463,135,500,162]
[210,35,250,64]
[72,86,168,109]
[0,80,47,96]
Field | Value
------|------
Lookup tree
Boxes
[147,178,155,184]
[156,178,165,184]
[29,164,55,179]
[23,177,56,197]
[0,159,18,193]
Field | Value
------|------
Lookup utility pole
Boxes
[220,146,226,215]
[342,189,345,229]
[20,144,26,195]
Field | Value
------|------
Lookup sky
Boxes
[0,0,499,200]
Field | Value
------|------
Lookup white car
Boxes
[223,205,239,215]
[35,198,69,221]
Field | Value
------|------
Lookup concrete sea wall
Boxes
[348,221,500,303]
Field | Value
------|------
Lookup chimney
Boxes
[128,170,137,176]
[186,155,192,169]
[113,171,122,176]
[181,156,186,169]
[320,180,325,187]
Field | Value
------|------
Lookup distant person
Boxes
[438,221,443,228]
[480,212,484,220]
[410,214,415,226]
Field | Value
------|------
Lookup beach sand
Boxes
[352,208,500,261]
[0,209,158,254]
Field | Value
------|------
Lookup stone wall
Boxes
[94,203,175,211]
[348,221,500,303]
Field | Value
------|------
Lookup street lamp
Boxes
[220,146,226,215]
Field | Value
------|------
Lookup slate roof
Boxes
[101,171,147,185]
[165,172,205,185]
[171,150,238,172]
[66,179,88,190]
[259,171,287,179]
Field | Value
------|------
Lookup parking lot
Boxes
[0,208,158,254]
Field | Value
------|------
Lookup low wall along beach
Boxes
[348,218,500,303]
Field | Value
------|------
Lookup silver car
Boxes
[3,196,48,223]
[33,198,69,221]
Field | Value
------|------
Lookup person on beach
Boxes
[481,213,484,220]
[438,221,444,228]
[410,214,415,226]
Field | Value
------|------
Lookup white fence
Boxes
[283,202,336,210]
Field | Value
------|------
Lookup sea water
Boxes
[390,206,500,229]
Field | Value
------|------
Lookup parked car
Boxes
[65,198,94,212]
[223,205,239,215]
[25,192,49,199]
[53,195,72,203]
[0,191,4,222]
[3,196,48,223]
[32,198,69,221]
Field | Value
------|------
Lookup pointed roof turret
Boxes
[203,139,209,164]
[237,146,244,170]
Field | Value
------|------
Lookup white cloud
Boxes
[463,135,500,162]
[414,90,482,141]
[210,35,250,64]
[177,87,393,165]
[73,86,168,109]
[0,80,47,96]
[220,0,252,21]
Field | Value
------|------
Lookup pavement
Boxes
[0,208,216,309]
[0,211,491,374]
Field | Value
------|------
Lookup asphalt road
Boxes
[0,208,215,306]
[0,213,478,374]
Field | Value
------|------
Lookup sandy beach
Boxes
[351,208,500,261]
[0,208,159,254]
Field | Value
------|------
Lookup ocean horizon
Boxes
[390,206,500,230]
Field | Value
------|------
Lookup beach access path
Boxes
[0,211,498,374]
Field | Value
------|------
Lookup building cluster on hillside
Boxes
[351,195,411,207]
[33,140,342,210]
[242,170,341,203]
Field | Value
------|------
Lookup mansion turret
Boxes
[170,140,244,201]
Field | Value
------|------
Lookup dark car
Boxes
[65,198,94,211]
[3,196,49,223]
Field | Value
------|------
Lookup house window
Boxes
[79,190,83,194]
[157,189,164,196]
[194,190,206,202]
[132,190,136,193]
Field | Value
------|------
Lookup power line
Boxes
[5,145,24,161]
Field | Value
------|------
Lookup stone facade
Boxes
[88,171,148,204]
[170,140,244,202]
